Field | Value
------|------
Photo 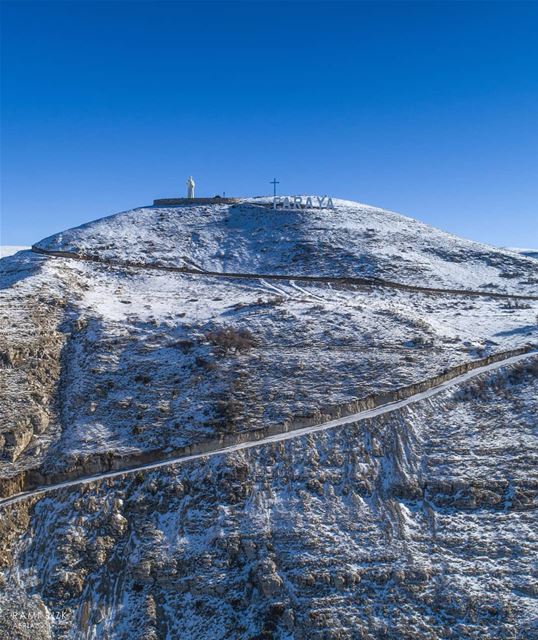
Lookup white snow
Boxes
[0,245,30,258]
[34,198,538,296]
[1,197,537,639]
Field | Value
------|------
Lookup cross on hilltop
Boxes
[270,178,279,197]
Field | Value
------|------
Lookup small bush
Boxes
[215,398,242,426]
[502,299,531,310]
[195,356,217,370]
[134,373,152,385]
[204,326,257,355]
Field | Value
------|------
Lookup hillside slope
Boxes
[34,198,538,295]
[1,358,537,639]
[1,198,537,640]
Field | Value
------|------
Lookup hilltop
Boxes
[35,197,538,296]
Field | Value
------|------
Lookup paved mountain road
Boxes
[1,349,535,511]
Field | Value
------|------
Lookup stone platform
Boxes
[153,197,241,206]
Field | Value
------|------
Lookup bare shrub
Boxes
[195,356,217,370]
[502,299,531,310]
[215,398,243,431]
[257,296,286,307]
[204,326,257,355]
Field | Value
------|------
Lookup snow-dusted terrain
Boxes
[1,198,537,639]
[35,198,538,296]
[509,247,538,260]
[0,246,31,258]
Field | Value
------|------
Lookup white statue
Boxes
[186,176,195,199]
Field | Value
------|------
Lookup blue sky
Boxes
[1,0,537,247]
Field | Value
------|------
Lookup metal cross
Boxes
[270,178,280,197]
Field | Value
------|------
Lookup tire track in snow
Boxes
[259,278,292,299]
[288,280,325,301]
[1,349,536,510]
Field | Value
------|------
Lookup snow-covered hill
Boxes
[1,197,537,639]
[0,245,30,258]
[35,198,538,295]
[508,247,538,260]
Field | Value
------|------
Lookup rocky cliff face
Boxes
[1,359,537,639]
[1,199,537,639]
[0,254,69,487]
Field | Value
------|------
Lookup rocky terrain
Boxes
[0,197,537,639]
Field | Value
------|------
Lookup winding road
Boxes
[1,349,536,511]
[30,246,538,301]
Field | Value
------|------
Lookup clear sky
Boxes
[1,0,537,248]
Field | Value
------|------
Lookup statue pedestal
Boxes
[153,197,241,206]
